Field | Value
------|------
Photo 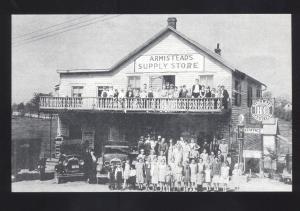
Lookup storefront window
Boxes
[98,86,112,97]
[72,86,83,98]
[256,89,262,98]
[128,76,141,90]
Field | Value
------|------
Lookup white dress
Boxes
[220,166,230,184]
[158,164,167,182]
[190,163,198,183]
[205,169,211,183]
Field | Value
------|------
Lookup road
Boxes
[12,177,291,192]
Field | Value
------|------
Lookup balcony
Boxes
[39,97,228,113]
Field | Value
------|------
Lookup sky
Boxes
[12,14,291,104]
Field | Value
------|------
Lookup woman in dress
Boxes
[183,160,191,192]
[150,157,159,191]
[123,159,131,189]
[199,86,206,99]
[197,158,205,192]
[211,157,221,191]
[182,140,191,164]
[220,161,230,192]
[190,159,198,192]
[174,162,183,191]
[144,159,152,191]
[200,148,209,164]
[135,158,145,190]
[174,143,183,166]
[167,139,175,164]
[158,158,167,192]
[204,162,212,191]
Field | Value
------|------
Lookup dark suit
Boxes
[222,89,229,109]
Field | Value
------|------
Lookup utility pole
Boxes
[49,113,52,160]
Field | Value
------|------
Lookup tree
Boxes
[29,92,52,115]
[12,103,18,111]
[263,91,272,98]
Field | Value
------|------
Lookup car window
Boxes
[105,148,129,154]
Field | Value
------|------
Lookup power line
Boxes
[12,15,121,48]
[12,15,107,45]
[13,15,90,39]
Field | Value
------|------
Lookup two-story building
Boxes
[40,17,267,168]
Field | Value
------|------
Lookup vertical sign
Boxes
[82,125,95,149]
[237,125,245,139]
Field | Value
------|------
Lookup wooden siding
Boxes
[58,31,233,98]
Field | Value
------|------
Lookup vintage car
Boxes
[97,142,138,183]
[54,142,85,183]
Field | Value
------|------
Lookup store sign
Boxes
[57,119,69,137]
[244,128,262,134]
[251,99,273,121]
[134,54,204,72]
[243,150,262,158]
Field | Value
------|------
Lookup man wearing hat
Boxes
[219,138,228,161]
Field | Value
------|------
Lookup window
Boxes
[234,80,241,106]
[98,86,112,97]
[72,86,83,98]
[163,75,175,89]
[128,76,141,90]
[247,85,253,107]
[256,89,262,98]
[199,75,214,88]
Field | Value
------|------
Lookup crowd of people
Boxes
[107,134,243,192]
[98,79,229,109]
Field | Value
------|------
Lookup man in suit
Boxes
[221,86,229,109]
[192,79,202,98]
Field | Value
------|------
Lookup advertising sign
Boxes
[244,128,262,134]
[134,54,204,72]
[82,126,95,149]
[237,125,245,139]
[251,98,273,121]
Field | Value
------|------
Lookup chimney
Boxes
[167,17,177,29]
[214,43,221,55]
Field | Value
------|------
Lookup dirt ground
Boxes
[12,177,291,192]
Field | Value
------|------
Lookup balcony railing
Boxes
[39,97,227,113]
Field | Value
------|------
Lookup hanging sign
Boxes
[244,128,262,134]
[251,98,273,121]
[134,54,204,72]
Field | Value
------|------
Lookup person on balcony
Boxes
[221,86,229,109]
[199,86,206,99]
[126,86,134,98]
[147,87,154,98]
[211,88,216,98]
[113,89,119,98]
[192,79,201,98]
[119,89,125,98]
[101,88,108,98]
[173,86,180,98]
[205,86,212,98]
[179,85,188,98]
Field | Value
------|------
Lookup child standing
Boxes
[115,163,123,190]
[189,159,198,192]
[220,161,230,192]
[231,163,242,191]
[158,158,167,191]
[165,165,173,192]
[135,158,145,190]
[123,160,131,189]
[204,163,212,191]
[144,159,152,191]
[150,157,159,191]
[197,158,205,192]
[174,162,183,191]
[108,164,116,190]
[183,161,191,192]
[128,165,136,190]
[211,157,221,191]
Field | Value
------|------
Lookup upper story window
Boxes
[234,80,241,106]
[256,88,262,98]
[199,75,214,88]
[247,85,253,107]
[72,86,83,98]
[128,76,141,90]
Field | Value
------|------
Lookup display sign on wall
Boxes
[251,98,274,121]
[134,54,204,72]
[82,126,95,149]
[57,118,69,137]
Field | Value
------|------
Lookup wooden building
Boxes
[40,17,266,166]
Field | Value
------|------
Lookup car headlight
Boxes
[79,160,85,165]
[104,161,110,167]
[63,160,68,166]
